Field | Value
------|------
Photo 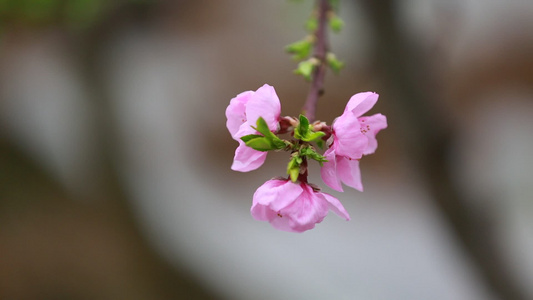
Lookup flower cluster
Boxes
[226,84,387,232]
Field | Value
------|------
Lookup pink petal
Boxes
[281,184,329,232]
[245,84,281,132]
[320,192,350,221]
[231,142,267,172]
[320,148,343,192]
[360,113,387,155]
[269,216,296,232]
[226,91,254,138]
[344,92,379,117]
[251,180,304,233]
[250,203,278,223]
[336,156,363,192]
[233,120,257,140]
[332,113,368,159]
[252,180,303,211]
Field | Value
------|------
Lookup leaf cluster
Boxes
[240,117,287,152]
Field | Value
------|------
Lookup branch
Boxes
[301,0,330,123]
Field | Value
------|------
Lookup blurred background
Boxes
[1,0,533,299]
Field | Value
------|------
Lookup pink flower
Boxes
[320,92,387,192]
[225,84,281,172]
[251,179,350,233]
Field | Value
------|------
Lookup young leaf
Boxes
[302,131,326,142]
[329,15,344,33]
[253,117,272,137]
[294,114,310,139]
[249,117,286,150]
[300,147,328,166]
[285,38,312,60]
[287,156,302,182]
[299,114,310,135]
[326,52,344,73]
[289,167,300,182]
[305,17,318,32]
[240,134,264,143]
[245,137,274,152]
[272,138,287,150]
[294,59,316,81]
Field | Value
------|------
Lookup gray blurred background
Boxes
[1,0,533,299]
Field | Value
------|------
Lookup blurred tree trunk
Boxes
[360,1,530,300]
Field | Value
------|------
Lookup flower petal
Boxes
[250,203,278,222]
[337,156,363,192]
[231,142,267,172]
[320,148,343,192]
[320,192,350,221]
[269,215,298,232]
[252,179,303,211]
[344,92,379,117]
[282,185,329,232]
[233,120,257,140]
[251,180,304,233]
[359,113,387,155]
[245,84,281,132]
[332,113,368,159]
[225,90,254,138]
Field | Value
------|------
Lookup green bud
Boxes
[329,14,344,33]
[289,167,300,182]
[326,52,344,73]
[294,58,318,81]
[294,114,309,139]
[287,155,303,182]
[303,131,326,142]
[294,114,326,143]
[285,38,312,61]
[305,17,318,32]
[300,146,328,166]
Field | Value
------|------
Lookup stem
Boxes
[297,158,309,183]
[302,0,330,123]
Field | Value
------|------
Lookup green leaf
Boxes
[326,52,344,73]
[294,114,326,143]
[300,147,328,166]
[302,131,326,142]
[287,156,302,182]
[299,114,310,135]
[245,137,274,152]
[285,38,312,61]
[294,114,310,139]
[240,134,264,143]
[329,15,344,33]
[289,167,300,182]
[293,59,317,81]
[316,139,324,149]
[253,117,272,137]
[272,138,287,150]
[248,117,286,151]
[305,17,318,32]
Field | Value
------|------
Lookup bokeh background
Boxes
[1,0,533,299]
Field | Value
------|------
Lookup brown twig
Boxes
[301,0,330,123]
